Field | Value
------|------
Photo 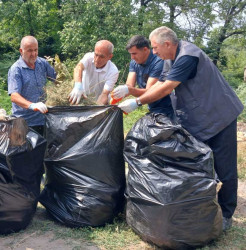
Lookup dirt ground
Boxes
[1,123,246,250]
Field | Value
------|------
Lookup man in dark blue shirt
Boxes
[112,35,173,115]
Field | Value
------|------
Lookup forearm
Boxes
[127,85,147,97]
[139,80,180,105]
[10,92,32,109]
[74,63,84,82]
[97,89,110,105]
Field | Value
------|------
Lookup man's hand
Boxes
[118,99,138,113]
[69,82,86,105]
[112,85,129,99]
[29,102,48,113]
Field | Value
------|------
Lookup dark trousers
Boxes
[204,119,238,218]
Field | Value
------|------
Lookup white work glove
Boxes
[118,99,138,114]
[29,102,48,113]
[112,85,129,99]
[69,82,86,105]
[0,108,7,120]
[0,109,7,116]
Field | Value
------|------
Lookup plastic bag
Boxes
[124,113,222,249]
[0,118,46,234]
[39,106,125,227]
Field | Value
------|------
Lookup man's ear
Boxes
[19,48,23,55]
[108,53,113,60]
[165,41,172,48]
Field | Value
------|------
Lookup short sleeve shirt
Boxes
[80,52,119,100]
[159,43,199,83]
[129,51,173,114]
[8,56,56,126]
[129,50,164,88]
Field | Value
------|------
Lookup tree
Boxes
[133,0,216,46]
[219,36,246,88]
[207,0,246,65]
[59,0,138,79]
[0,0,62,56]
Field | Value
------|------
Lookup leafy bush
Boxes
[0,80,11,114]
[0,52,18,86]
[223,72,244,89]
[236,83,246,122]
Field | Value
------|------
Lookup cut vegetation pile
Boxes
[45,55,96,107]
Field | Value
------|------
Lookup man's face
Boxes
[20,42,38,67]
[128,46,149,64]
[151,37,169,60]
[94,45,112,68]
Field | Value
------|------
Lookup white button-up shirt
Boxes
[81,52,119,100]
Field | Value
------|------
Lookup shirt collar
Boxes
[174,41,181,61]
[140,50,154,67]
[19,56,40,69]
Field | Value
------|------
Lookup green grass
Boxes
[123,104,149,134]
[0,205,144,250]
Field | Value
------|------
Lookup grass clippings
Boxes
[45,55,96,107]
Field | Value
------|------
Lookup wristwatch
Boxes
[136,97,142,106]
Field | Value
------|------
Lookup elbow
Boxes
[167,89,173,95]
[10,93,16,103]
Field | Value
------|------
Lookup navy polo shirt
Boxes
[129,50,164,88]
[129,50,173,114]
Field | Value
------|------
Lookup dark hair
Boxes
[126,35,150,50]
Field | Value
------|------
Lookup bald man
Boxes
[8,36,56,135]
[69,40,119,105]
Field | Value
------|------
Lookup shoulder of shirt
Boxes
[80,52,94,65]
[152,54,163,63]
[9,57,25,71]
[130,59,137,65]
[82,52,94,60]
[107,60,119,72]
[36,57,49,64]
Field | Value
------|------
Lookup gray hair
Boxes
[20,36,38,49]
[95,40,114,54]
[149,26,179,45]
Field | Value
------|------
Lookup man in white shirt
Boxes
[69,40,119,105]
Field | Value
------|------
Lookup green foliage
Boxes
[236,84,246,123]
[0,0,62,57]
[222,73,243,89]
[59,0,138,79]
[219,37,246,92]
[206,0,246,65]
[123,105,149,134]
[0,80,11,114]
[0,52,19,83]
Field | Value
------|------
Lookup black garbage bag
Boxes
[39,106,125,227]
[124,113,222,249]
[0,118,46,234]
